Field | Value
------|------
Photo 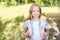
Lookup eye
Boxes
[32,10,35,12]
[36,10,39,12]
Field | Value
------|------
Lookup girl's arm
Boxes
[23,21,30,37]
[42,28,49,40]
[43,21,49,40]
[23,28,30,37]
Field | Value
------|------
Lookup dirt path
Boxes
[0,4,60,19]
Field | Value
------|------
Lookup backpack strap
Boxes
[28,20,33,38]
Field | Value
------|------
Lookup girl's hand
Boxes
[42,32,48,39]
[23,31,30,37]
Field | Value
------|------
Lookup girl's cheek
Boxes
[32,12,35,14]
[37,12,40,15]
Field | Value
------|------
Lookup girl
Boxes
[23,4,49,40]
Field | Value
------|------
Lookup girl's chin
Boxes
[34,16,39,18]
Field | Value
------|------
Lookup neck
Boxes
[33,17,39,21]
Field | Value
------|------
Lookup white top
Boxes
[24,19,49,40]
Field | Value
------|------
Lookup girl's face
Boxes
[32,6,40,18]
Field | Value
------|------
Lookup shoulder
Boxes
[24,20,30,25]
[40,18,47,23]
[40,18,49,29]
[24,20,30,23]
[40,16,47,22]
[40,18,49,26]
[24,20,30,28]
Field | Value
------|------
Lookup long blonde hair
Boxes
[27,4,42,20]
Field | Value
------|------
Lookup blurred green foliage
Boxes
[0,0,60,7]
[0,0,60,40]
[0,14,60,40]
[0,15,26,40]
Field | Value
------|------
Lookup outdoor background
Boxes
[0,0,60,40]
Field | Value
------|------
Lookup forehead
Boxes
[32,6,39,10]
